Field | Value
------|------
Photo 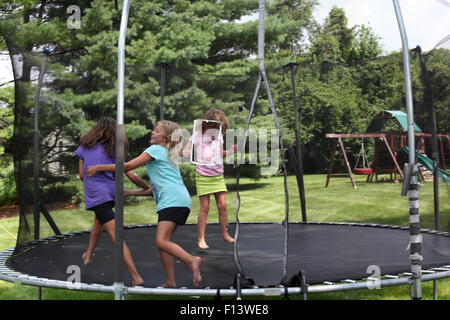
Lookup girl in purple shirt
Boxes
[75,117,150,286]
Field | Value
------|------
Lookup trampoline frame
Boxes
[1,222,450,298]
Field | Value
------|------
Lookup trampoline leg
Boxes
[433,280,438,300]
[113,282,127,300]
[410,281,422,301]
[299,270,308,301]
[411,282,422,300]
[215,289,222,301]
[235,273,242,300]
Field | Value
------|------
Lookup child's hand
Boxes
[223,144,238,157]
[141,188,153,197]
[86,166,97,177]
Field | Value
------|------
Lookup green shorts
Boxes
[195,172,227,196]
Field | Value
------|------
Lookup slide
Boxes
[401,146,450,182]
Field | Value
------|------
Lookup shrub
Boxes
[0,161,17,205]
[179,163,197,195]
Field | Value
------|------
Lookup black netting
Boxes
[3,26,84,249]
[4,39,449,244]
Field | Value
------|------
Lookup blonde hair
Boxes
[154,120,183,165]
[202,108,230,134]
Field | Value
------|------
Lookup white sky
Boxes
[0,53,13,86]
[1,0,450,85]
[314,0,450,54]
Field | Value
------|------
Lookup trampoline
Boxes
[2,222,450,297]
[2,0,450,300]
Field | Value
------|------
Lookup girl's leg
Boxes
[102,219,144,286]
[82,216,102,265]
[214,191,234,243]
[156,221,202,286]
[197,194,210,249]
[159,250,176,288]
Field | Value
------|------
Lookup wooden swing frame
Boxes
[325,133,404,189]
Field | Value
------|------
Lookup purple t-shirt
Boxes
[75,144,115,209]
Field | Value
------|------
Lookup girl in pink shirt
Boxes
[184,109,237,249]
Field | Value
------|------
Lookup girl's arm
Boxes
[222,144,238,157]
[125,171,151,190]
[78,159,84,180]
[124,188,153,197]
[182,140,192,158]
[86,152,153,177]
[86,163,114,177]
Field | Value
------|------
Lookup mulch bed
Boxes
[0,201,77,220]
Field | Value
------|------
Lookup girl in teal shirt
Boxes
[87,120,202,287]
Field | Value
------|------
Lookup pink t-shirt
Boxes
[189,131,224,177]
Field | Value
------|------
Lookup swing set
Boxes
[324,110,436,188]
[325,132,404,189]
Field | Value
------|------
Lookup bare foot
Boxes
[82,252,93,266]
[190,256,202,286]
[160,282,176,288]
[198,239,209,249]
[132,276,144,287]
[223,234,235,243]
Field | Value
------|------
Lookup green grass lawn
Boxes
[0,173,449,300]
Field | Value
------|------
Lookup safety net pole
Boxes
[33,48,49,241]
[233,71,261,299]
[393,0,422,300]
[257,0,289,291]
[31,47,49,301]
[233,0,292,298]
[415,46,440,231]
[288,62,307,222]
[114,0,130,300]
[160,60,166,120]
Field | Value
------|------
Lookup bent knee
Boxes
[155,238,165,249]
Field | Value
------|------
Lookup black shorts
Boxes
[157,207,190,225]
[89,201,115,225]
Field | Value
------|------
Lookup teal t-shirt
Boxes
[144,144,191,212]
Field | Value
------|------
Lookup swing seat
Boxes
[354,168,373,175]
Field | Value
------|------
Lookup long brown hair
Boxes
[79,117,129,158]
[201,108,230,134]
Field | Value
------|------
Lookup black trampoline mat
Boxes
[7,223,450,289]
